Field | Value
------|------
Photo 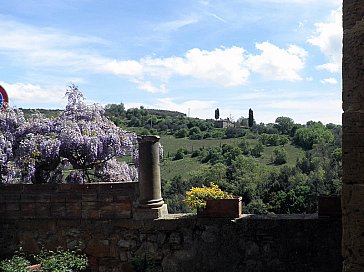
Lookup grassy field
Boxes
[256,144,305,167]
[161,157,209,181]
[159,135,305,180]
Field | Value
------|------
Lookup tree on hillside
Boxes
[248,108,254,128]
[237,116,249,127]
[274,116,294,135]
[215,108,220,120]
[293,126,334,150]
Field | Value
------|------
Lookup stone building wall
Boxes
[342,1,364,271]
[1,214,341,272]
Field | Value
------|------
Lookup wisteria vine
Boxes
[0,84,138,184]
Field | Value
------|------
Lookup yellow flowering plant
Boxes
[184,182,233,210]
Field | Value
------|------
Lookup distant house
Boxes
[214,119,235,128]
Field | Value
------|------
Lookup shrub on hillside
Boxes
[272,147,288,165]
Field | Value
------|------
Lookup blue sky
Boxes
[0,0,342,124]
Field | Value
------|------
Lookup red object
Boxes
[0,85,9,110]
[197,196,243,218]
[28,264,42,271]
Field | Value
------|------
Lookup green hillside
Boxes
[21,105,342,215]
[160,135,305,181]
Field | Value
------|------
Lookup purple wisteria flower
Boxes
[0,84,138,184]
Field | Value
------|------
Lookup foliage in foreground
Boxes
[0,248,87,272]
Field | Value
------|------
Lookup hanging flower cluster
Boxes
[0,84,138,184]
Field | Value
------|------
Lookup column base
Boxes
[138,198,165,209]
[133,204,168,220]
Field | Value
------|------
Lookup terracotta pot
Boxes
[28,264,42,271]
[318,195,341,217]
[197,196,243,218]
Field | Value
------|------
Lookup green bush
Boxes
[272,147,288,165]
[0,248,88,272]
[0,249,31,272]
[35,248,88,272]
[173,148,188,160]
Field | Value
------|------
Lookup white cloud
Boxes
[155,98,216,118]
[131,80,168,94]
[0,18,142,77]
[320,77,338,84]
[142,46,250,87]
[0,18,309,94]
[263,99,340,111]
[307,8,342,73]
[256,98,341,124]
[0,20,107,52]
[0,81,65,107]
[247,42,307,81]
[316,63,340,73]
[205,11,227,23]
[101,60,143,76]
[154,18,199,32]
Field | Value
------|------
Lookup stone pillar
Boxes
[342,1,364,271]
[134,135,168,219]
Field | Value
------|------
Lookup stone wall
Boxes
[0,182,138,220]
[342,1,364,271]
[1,214,341,272]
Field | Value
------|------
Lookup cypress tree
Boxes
[248,108,254,128]
[215,108,220,120]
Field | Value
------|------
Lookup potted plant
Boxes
[184,183,243,218]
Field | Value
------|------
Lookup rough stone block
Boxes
[66,202,82,218]
[342,184,364,217]
[18,231,40,254]
[35,202,50,218]
[112,202,131,213]
[342,112,361,132]
[114,195,130,202]
[82,193,98,202]
[65,193,82,203]
[21,203,36,218]
[0,184,23,192]
[23,184,58,193]
[342,215,364,266]
[21,193,51,203]
[0,203,5,217]
[343,0,364,29]
[99,204,115,218]
[86,239,110,257]
[6,202,20,212]
[342,262,364,272]
[50,202,66,217]
[98,193,114,202]
[342,184,364,266]
[81,202,100,219]
[133,204,168,220]
[4,193,21,202]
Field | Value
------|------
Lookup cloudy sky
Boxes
[0,0,342,124]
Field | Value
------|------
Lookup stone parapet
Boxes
[0,182,138,220]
